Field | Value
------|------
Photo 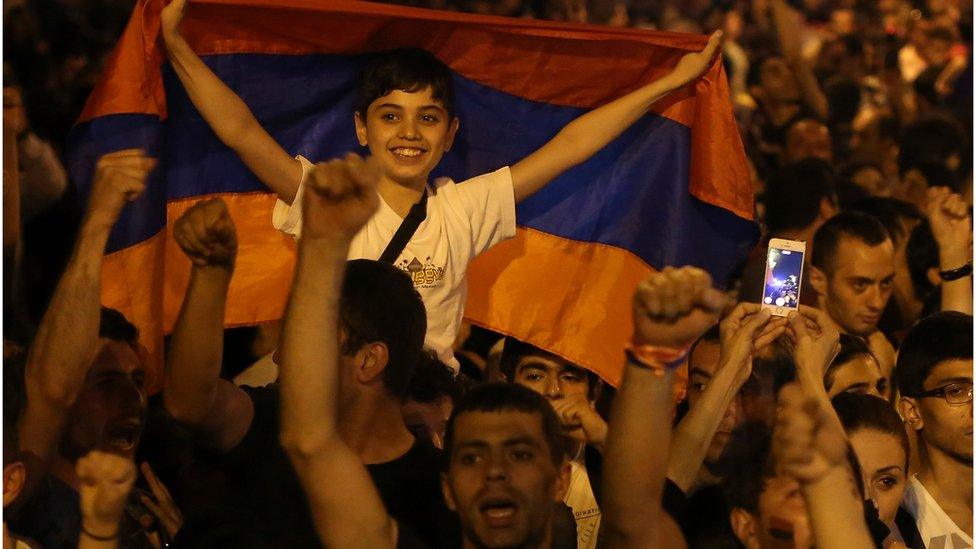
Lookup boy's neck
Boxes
[917,443,973,533]
[378,176,427,219]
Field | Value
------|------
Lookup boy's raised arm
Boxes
[277,153,396,549]
[510,32,722,203]
[161,0,303,204]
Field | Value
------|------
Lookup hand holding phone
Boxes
[761,238,806,316]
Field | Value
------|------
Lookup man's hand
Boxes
[161,0,189,42]
[550,394,608,449]
[139,462,184,541]
[632,266,727,349]
[773,383,848,485]
[718,303,787,377]
[77,451,137,538]
[86,149,155,229]
[173,198,237,269]
[788,306,840,377]
[302,153,381,242]
[925,186,972,268]
[666,31,723,89]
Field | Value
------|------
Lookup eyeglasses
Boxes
[918,382,973,405]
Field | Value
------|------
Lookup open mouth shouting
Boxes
[478,496,520,528]
[103,418,143,454]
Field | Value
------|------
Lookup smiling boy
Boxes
[161,0,722,368]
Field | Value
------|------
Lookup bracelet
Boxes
[939,262,972,281]
[81,525,120,541]
[625,344,688,377]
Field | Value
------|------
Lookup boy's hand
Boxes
[925,186,972,268]
[86,149,156,229]
[173,198,237,270]
[139,462,184,541]
[717,303,785,380]
[788,306,840,377]
[77,451,137,538]
[302,153,381,243]
[632,266,727,349]
[161,0,189,42]
[666,31,724,90]
[550,393,608,449]
[773,383,848,485]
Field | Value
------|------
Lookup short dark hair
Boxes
[99,307,139,347]
[895,312,973,398]
[356,48,455,120]
[688,324,721,360]
[340,260,426,400]
[832,392,910,470]
[847,197,922,244]
[825,334,877,392]
[898,115,969,176]
[718,422,775,513]
[899,158,962,194]
[407,351,468,405]
[825,76,862,124]
[443,383,568,470]
[811,212,891,274]
[500,337,602,401]
[764,159,837,234]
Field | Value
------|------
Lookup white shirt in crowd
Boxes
[564,460,601,549]
[273,156,517,372]
[903,474,974,549]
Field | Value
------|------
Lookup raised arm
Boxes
[19,150,153,499]
[788,306,841,412]
[160,0,302,204]
[277,153,396,549]
[602,266,726,548]
[509,32,722,203]
[76,451,137,549]
[666,303,784,492]
[163,198,254,452]
[768,0,828,120]
[924,186,972,315]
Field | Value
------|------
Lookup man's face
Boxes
[443,411,568,549]
[688,340,744,463]
[783,120,833,164]
[827,354,888,399]
[910,359,974,464]
[849,428,908,527]
[512,355,590,403]
[817,237,896,335]
[759,58,801,104]
[355,86,458,189]
[736,474,812,549]
[63,339,147,460]
[403,396,453,450]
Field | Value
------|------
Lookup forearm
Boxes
[602,363,675,547]
[802,466,874,549]
[163,267,232,424]
[770,0,827,118]
[937,245,972,314]
[794,358,832,410]
[667,363,745,491]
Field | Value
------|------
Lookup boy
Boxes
[161,0,722,368]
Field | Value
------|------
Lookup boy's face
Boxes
[355,86,459,189]
[811,237,896,336]
[901,358,974,465]
[442,410,568,549]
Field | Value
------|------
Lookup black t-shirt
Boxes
[215,384,455,548]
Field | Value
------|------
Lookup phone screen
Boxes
[763,246,804,310]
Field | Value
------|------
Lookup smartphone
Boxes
[761,238,806,316]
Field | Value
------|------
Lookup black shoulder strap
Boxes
[379,189,428,264]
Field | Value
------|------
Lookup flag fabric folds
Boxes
[68,0,758,392]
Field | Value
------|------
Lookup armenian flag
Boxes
[67,0,759,392]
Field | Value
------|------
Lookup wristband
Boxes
[939,262,972,281]
[81,525,120,541]
[625,344,688,377]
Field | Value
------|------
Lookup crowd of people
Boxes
[3,0,973,547]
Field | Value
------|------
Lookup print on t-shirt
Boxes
[398,256,446,289]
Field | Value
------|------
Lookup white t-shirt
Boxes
[903,475,974,549]
[273,156,517,371]
[564,460,601,549]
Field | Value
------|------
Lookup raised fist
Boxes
[161,0,189,42]
[925,186,972,265]
[87,149,156,227]
[77,450,137,536]
[173,198,237,269]
[773,383,849,485]
[302,153,381,242]
[632,266,727,349]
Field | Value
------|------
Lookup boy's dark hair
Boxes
[340,260,426,400]
[443,383,568,470]
[100,307,139,347]
[718,422,775,513]
[689,324,721,359]
[898,115,969,176]
[832,392,910,470]
[825,334,877,392]
[905,220,940,302]
[500,337,602,401]
[407,351,468,405]
[847,197,922,244]
[356,48,456,120]
[899,158,962,194]
[825,76,862,124]
[764,159,837,234]
[811,212,891,274]
[894,312,973,398]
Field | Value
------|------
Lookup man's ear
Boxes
[808,265,828,299]
[3,461,27,507]
[899,396,924,432]
[926,267,942,288]
[356,342,390,386]
[354,112,368,147]
[440,472,457,512]
[553,461,572,502]
[443,117,460,152]
[730,508,762,549]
